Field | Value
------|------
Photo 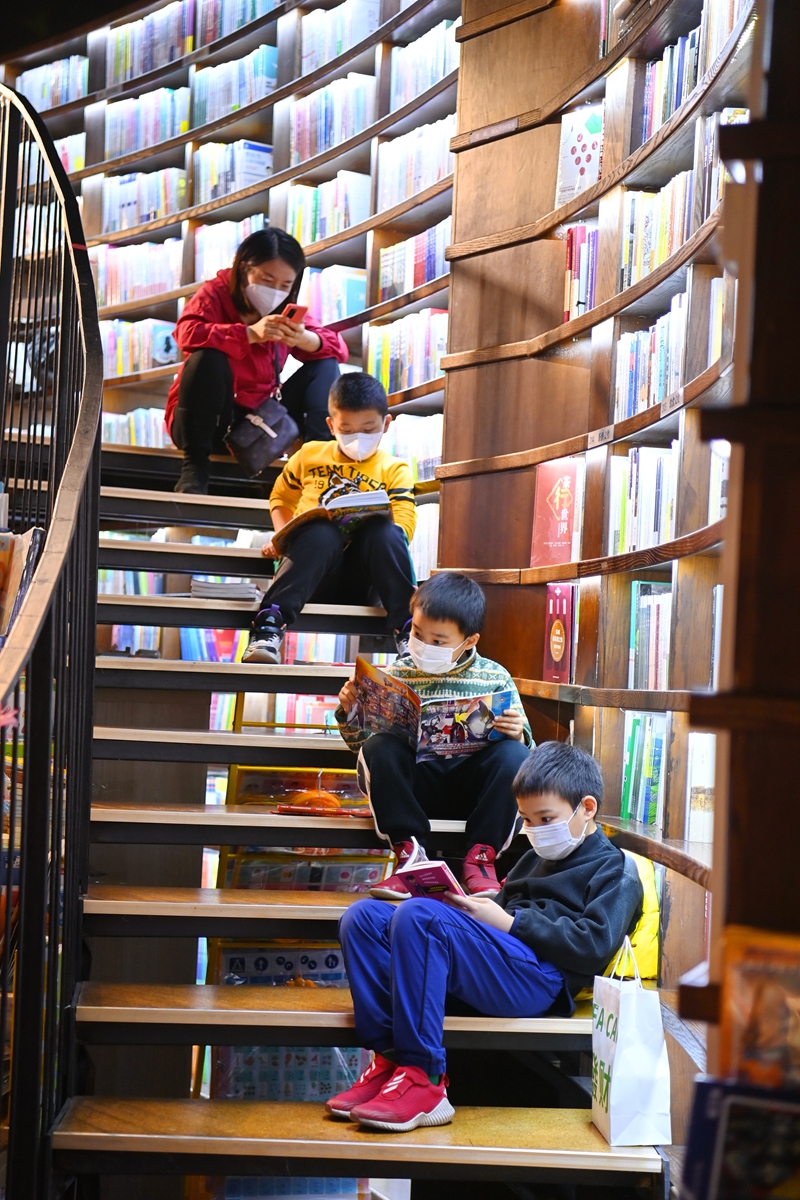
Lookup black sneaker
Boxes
[174,457,210,494]
[242,604,284,664]
[394,620,412,658]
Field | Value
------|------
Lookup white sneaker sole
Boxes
[352,1096,455,1132]
[368,884,409,901]
[241,646,281,665]
[326,1105,354,1119]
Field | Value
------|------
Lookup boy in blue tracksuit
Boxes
[325,741,644,1134]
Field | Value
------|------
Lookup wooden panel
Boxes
[449,239,565,353]
[452,124,561,242]
[674,408,712,539]
[663,709,690,842]
[474,583,544,682]
[438,474,535,569]
[593,186,625,307]
[581,445,609,561]
[594,707,627,817]
[601,57,643,175]
[573,576,600,687]
[683,264,721,383]
[669,554,719,692]
[659,869,707,989]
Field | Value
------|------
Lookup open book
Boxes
[345,657,514,761]
[272,490,391,556]
[396,848,465,900]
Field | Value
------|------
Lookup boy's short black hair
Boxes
[512,741,604,811]
[410,572,486,638]
[328,372,388,417]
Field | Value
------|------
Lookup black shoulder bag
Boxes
[224,343,300,477]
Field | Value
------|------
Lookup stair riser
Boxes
[94,669,352,693]
[99,499,273,530]
[96,605,391,634]
[83,916,343,939]
[97,547,275,577]
[87,826,466,853]
[92,742,355,768]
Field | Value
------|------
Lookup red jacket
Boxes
[165,269,349,432]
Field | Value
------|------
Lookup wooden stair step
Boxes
[92,726,353,768]
[75,982,593,1050]
[98,537,274,577]
[94,657,353,694]
[96,595,390,634]
[51,1098,662,1181]
[99,486,273,530]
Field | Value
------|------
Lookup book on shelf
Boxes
[290,73,377,165]
[708,274,728,365]
[628,581,672,690]
[620,710,667,825]
[0,528,45,640]
[283,631,349,665]
[619,170,694,292]
[286,171,372,245]
[699,0,751,76]
[377,113,456,211]
[301,0,381,75]
[105,88,191,160]
[90,239,184,307]
[190,577,260,600]
[101,169,188,233]
[378,216,452,301]
[111,624,162,654]
[694,107,750,227]
[194,140,272,204]
[100,318,179,378]
[179,627,248,662]
[684,731,715,843]
[613,291,687,421]
[381,413,443,483]
[106,0,195,86]
[271,490,392,556]
[555,102,604,207]
[97,569,164,595]
[17,56,88,112]
[20,134,86,185]
[395,850,465,899]
[607,443,678,555]
[195,214,266,281]
[708,439,730,524]
[198,0,279,46]
[409,501,439,581]
[641,26,700,143]
[192,43,278,127]
[347,656,515,761]
[101,408,174,447]
[563,224,598,322]
[719,925,800,1087]
[390,18,461,112]
[529,457,585,569]
[543,582,577,684]
[367,308,448,393]
[709,582,723,690]
[300,265,367,325]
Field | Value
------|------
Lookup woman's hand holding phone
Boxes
[246,306,321,353]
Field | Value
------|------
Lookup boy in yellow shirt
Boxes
[243,373,417,663]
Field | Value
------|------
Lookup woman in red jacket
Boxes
[166,227,349,493]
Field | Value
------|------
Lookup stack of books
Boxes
[367,308,448,393]
[190,577,260,600]
[694,107,750,225]
[17,55,88,111]
[193,140,273,204]
[619,170,694,291]
[563,223,598,321]
[378,216,452,300]
[106,0,196,85]
[641,27,700,141]
[100,318,179,378]
[101,168,188,233]
[300,265,367,325]
[301,0,381,75]
[628,581,672,690]
[377,113,455,210]
[101,408,174,447]
[197,0,279,45]
[699,0,750,74]
[90,239,185,307]
[192,44,278,126]
[620,711,667,825]
[105,88,191,159]
[613,291,687,420]
[410,502,439,581]
[607,444,679,555]
[389,18,460,111]
[285,171,371,245]
[194,213,266,281]
[380,413,443,483]
[289,73,376,164]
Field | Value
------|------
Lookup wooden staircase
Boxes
[53,488,670,1198]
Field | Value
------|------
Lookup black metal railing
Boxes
[0,85,102,1199]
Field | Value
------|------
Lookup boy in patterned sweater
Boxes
[335,572,533,896]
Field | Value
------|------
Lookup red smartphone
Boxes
[282,302,308,324]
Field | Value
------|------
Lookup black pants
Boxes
[264,517,415,631]
[359,733,530,851]
[171,347,341,455]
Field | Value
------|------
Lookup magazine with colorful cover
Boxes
[346,657,514,761]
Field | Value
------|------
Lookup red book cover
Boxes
[543,583,575,683]
[414,234,425,288]
[564,227,574,322]
[530,458,582,568]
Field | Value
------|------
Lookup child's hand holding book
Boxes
[492,709,526,742]
[444,893,515,932]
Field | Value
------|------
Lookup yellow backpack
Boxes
[574,850,660,1002]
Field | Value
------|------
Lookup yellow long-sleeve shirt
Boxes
[269,440,417,543]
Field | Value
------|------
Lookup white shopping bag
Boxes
[591,936,671,1146]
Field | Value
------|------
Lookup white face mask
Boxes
[408,633,469,675]
[245,283,287,316]
[525,805,588,861]
[336,430,384,462]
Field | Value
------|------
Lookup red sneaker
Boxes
[350,1064,454,1132]
[325,1052,397,1119]
[369,838,424,900]
[462,844,500,895]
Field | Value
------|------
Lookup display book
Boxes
[529,456,585,569]
[346,656,514,761]
[542,582,578,685]
[270,489,391,556]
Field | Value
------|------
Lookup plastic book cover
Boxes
[720,925,800,1090]
[555,103,604,207]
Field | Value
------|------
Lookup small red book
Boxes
[543,582,575,683]
[530,457,585,568]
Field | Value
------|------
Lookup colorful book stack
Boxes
[543,583,577,684]
[378,215,452,300]
[90,239,184,307]
[708,438,730,523]
[179,628,249,661]
[641,27,700,141]
[699,0,750,73]
[684,732,716,842]
[389,18,461,111]
[272,694,341,731]
[111,624,162,654]
[554,103,604,207]
[613,291,687,420]
[694,107,750,225]
[620,711,667,825]
[101,169,188,233]
[105,88,191,159]
[366,308,448,393]
[529,457,586,568]
[17,56,88,111]
[99,318,179,377]
[101,408,174,446]
[410,502,439,581]
[606,444,679,555]
[20,134,86,186]
[98,569,165,595]
[289,73,376,165]
[376,113,456,211]
[194,214,266,281]
[380,412,443,483]
[197,0,278,45]
[285,171,371,245]
[628,581,672,690]
[299,265,367,325]
[283,632,349,664]
[563,224,598,322]
[192,44,278,127]
[193,140,273,204]
[105,0,195,85]
[619,171,694,291]
[301,0,381,75]
[210,694,237,731]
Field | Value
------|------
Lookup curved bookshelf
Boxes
[103,364,179,391]
[329,274,450,333]
[514,678,692,712]
[447,6,754,263]
[442,206,720,373]
[455,0,554,43]
[599,817,711,889]
[436,358,732,481]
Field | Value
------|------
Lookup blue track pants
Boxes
[338,897,565,1075]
